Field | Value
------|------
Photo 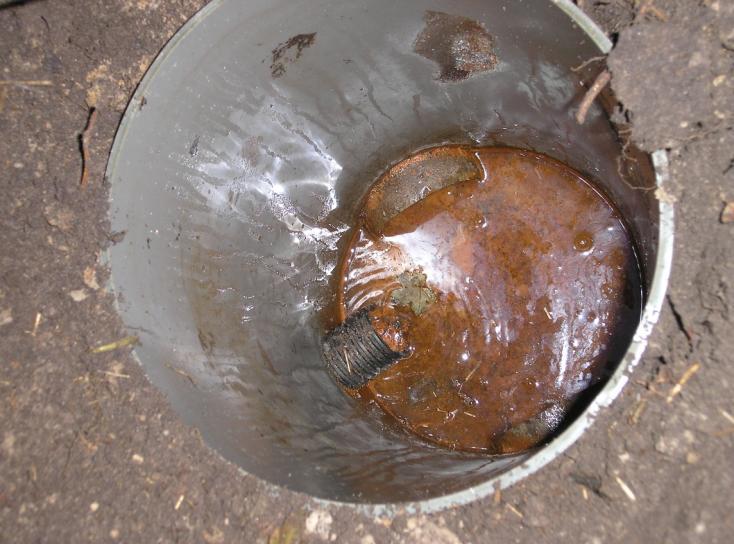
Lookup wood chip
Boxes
[83,267,100,290]
[493,487,501,505]
[0,308,12,327]
[721,202,734,223]
[69,289,88,302]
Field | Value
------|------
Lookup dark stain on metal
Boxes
[189,136,199,157]
[270,33,317,78]
[198,328,215,355]
[414,11,497,82]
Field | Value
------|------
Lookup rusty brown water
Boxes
[335,146,642,453]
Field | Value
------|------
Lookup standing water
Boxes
[332,145,642,454]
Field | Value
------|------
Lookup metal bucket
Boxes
[106,0,673,513]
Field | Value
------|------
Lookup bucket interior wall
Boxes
[107,0,659,503]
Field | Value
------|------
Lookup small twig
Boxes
[0,79,53,87]
[174,494,185,511]
[628,399,647,425]
[31,312,42,336]
[89,335,139,354]
[666,362,701,403]
[571,55,606,73]
[506,504,524,518]
[720,409,734,426]
[0,87,6,114]
[79,107,98,187]
[576,69,611,125]
[102,371,130,379]
[615,475,637,502]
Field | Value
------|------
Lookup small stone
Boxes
[2,432,16,457]
[131,453,144,464]
[720,202,734,223]
[713,74,726,87]
[44,203,74,232]
[90,502,99,512]
[0,308,12,326]
[202,527,224,544]
[305,510,333,540]
[361,536,376,544]
[404,519,462,544]
[655,434,681,456]
[69,289,88,302]
[686,451,700,464]
[110,529,120,540]
[655,186,677,204]
[83,267,100,290]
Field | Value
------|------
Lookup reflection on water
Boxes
[337,146,642,453]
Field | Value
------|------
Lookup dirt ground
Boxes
[1,0,732,542]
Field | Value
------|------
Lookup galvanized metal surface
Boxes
[106,0,673,513]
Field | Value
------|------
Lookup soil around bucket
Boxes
[7,0,734,541]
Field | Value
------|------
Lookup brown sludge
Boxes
[336,146,642,454]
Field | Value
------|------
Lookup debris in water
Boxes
[390,270,437,316]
